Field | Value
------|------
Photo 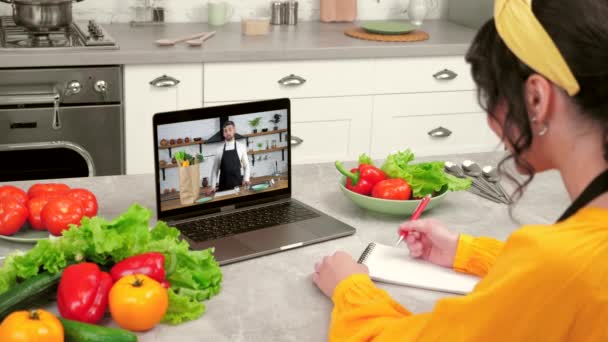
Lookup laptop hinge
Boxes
[220,205,236,212]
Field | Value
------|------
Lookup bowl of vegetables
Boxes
[336,150,471,216]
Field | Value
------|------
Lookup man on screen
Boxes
[208,120,251,193]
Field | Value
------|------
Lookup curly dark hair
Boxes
[465,0,608,203]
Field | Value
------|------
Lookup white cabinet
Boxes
[373,57,476,94]
[204,97,374,165]
[200,56,497,164]
[290,97,373,164]
[124,64,203,175]
[203,60,374,102]
[371,91,500,157]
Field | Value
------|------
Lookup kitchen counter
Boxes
[0,20,477,68]
[0,152,570,341]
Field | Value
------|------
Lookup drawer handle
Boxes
[290,135,304,146]
[428,126,452,138]
[432,69,458,81]
[278,74,307,87]
[149,75,181,88]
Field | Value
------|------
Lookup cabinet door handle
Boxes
[290,135,304,146]
[428,126,452,138]
[432,69,458,81]
[278,74,307,87]
[149,75,181,88]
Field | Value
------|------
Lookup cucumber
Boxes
[0,271,62,321]
[60,318,138,342]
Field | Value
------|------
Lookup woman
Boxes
[313,0,608,340]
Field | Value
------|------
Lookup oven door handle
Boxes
[0,92,59,106]
[0,141,96,177]
[0,91,62,130]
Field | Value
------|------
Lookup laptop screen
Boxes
[156,108,289,214]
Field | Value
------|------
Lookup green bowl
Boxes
[339,178,447,216]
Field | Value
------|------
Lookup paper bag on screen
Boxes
[178,164,200,205]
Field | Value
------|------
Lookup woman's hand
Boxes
[313,251,369,298]
[399,219,460,268]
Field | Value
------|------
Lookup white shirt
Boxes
[209,140,251,189]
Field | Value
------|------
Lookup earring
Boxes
[538,124,549,136]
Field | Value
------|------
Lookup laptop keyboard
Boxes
[175,201,321,242]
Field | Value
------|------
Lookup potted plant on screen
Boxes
[248,117,262,133]
[257,142,264,151]
[269,113,282,131]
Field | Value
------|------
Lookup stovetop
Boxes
[0,17,118,50]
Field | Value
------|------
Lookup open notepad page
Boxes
[358,243,480,295]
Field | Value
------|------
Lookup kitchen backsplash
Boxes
[0,0,447,23]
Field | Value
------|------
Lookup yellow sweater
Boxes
[330,208,608,341]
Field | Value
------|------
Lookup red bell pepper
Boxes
[372,178,412,200]
[110,252,166,284]
[57,263,113,324]
[336,161,387,196]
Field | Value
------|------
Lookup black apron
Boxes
[557,169,608,222]
[218,140,243,191]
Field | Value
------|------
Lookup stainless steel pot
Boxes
[0,0,84,31]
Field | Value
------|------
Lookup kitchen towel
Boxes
[358,242,479,294]
[179,164,201,205]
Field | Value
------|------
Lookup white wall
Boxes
[0,0,447,23]
[157,110,288,193]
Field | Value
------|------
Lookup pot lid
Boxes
[13,0,73,5]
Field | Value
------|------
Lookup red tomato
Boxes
[0,185,28,205]
[27,194,54,230]
[0,198,28,236]
[27,183,70,199]
[371,179,412,201]
[65,189,98,217]
[41,198,83,236]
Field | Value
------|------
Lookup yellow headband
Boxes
[495,0,580,96]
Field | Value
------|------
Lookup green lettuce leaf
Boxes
[381,149,471,197]
[163,288,206,325]
[358,153,374,166]
[0,203,222,325]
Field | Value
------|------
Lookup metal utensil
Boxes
[444,162,503,204]
[185,31,216,47]
[482,165,512,204]
[396,194,432,246]
[462,160,507,202]
[1,0,84,31]
[155,31,212,46]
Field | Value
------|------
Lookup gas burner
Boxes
[0,16,117,50]
[15,32,71,48]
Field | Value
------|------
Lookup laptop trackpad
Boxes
[236,224,316,251]
[195,237,256,263]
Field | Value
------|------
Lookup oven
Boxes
[0,66,124,182]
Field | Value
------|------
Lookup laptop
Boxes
[153,98,356,265]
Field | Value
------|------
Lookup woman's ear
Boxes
[524,74,557,126]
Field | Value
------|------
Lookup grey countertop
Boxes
[0,152,570,341]
[0,20,476,68]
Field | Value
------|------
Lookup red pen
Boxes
[396,194,432,246]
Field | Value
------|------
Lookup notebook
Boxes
[358,243,480,295]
